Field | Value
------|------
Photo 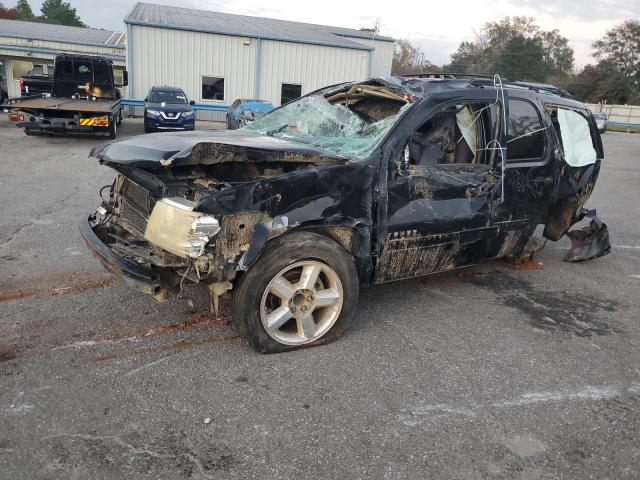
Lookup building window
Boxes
[202,76,224,101]
[506,99,546,161]
[12,61,33,79]
[281,83,302,105]
[113,69,124,86]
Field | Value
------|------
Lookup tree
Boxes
[0,2,17,19]
[447,16,574,82]
[392,39,435,75]
[567,21,640,105]
[40,0,85,27]
[592,20,640,87]
[495,36,545,81]
[15,0,35,20]
[567,61,633,104]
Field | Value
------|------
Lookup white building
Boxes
[0,19,126,99]
[125,2,394,119]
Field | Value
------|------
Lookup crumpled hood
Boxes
[90,129,348,170]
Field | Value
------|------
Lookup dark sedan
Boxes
[144,86,196,133]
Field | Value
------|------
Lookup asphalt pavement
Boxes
[1,117,639,479]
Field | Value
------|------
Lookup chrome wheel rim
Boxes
[260,260,344,345]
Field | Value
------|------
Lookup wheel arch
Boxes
[240,222,373,286]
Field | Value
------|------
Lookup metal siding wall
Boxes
[130,25,256,121]
[345,37,394,77]
[369,40,394,77]
[258,40,369,106]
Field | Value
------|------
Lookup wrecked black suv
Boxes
[81,75,610,353]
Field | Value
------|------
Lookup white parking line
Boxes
[402,384,639,426]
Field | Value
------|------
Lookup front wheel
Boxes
[108,115,117,139]
[232,232,359,353]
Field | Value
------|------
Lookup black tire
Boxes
[108,115,117,139]
[232,231,359,353]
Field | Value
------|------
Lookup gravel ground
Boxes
[1,117,639,479]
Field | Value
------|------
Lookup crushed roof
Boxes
[125,2,393,51]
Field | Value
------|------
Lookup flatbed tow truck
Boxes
[2,54,128,138]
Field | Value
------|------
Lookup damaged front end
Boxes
[81,79,411,308]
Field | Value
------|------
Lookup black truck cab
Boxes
[2,54,128,138]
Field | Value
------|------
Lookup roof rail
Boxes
[402,72,510,81]
[400,72,573,99]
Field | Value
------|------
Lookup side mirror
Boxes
[189,100,196,105]
[144,97,148,102]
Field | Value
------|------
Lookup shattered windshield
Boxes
[244,86,411,159]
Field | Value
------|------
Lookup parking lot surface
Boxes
[1,117,639,479]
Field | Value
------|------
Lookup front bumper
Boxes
[79,214,161,294]
[18,121,110,136]
[145,115,195,130]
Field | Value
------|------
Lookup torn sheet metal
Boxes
[564,210,611,262]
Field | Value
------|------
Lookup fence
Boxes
[586,103,640,133]
[120,98,228,123]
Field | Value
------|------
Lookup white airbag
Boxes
[558,109,597,167]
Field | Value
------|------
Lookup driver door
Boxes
[375,100,503,283]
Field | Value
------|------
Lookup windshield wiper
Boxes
[265,124,290,136]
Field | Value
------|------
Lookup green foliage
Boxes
[40,0,85,27]
[593,21,640,90]
[447,16,574,82]
[568,21,640,104]
[495,36,545,81]
[15,0,35,20]
[0,0,85,26]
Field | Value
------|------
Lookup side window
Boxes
[12,61,33,79]
[92,62,110,84]
[507,99,545,161]
[281,83,302,105]
[407,103,498,167]
[202,76,225,101]
[113,69,124,86]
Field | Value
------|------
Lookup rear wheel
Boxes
[232,232,358,353]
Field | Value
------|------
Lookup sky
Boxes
[20,0,640,69]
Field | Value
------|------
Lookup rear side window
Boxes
[507,99,546,161]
